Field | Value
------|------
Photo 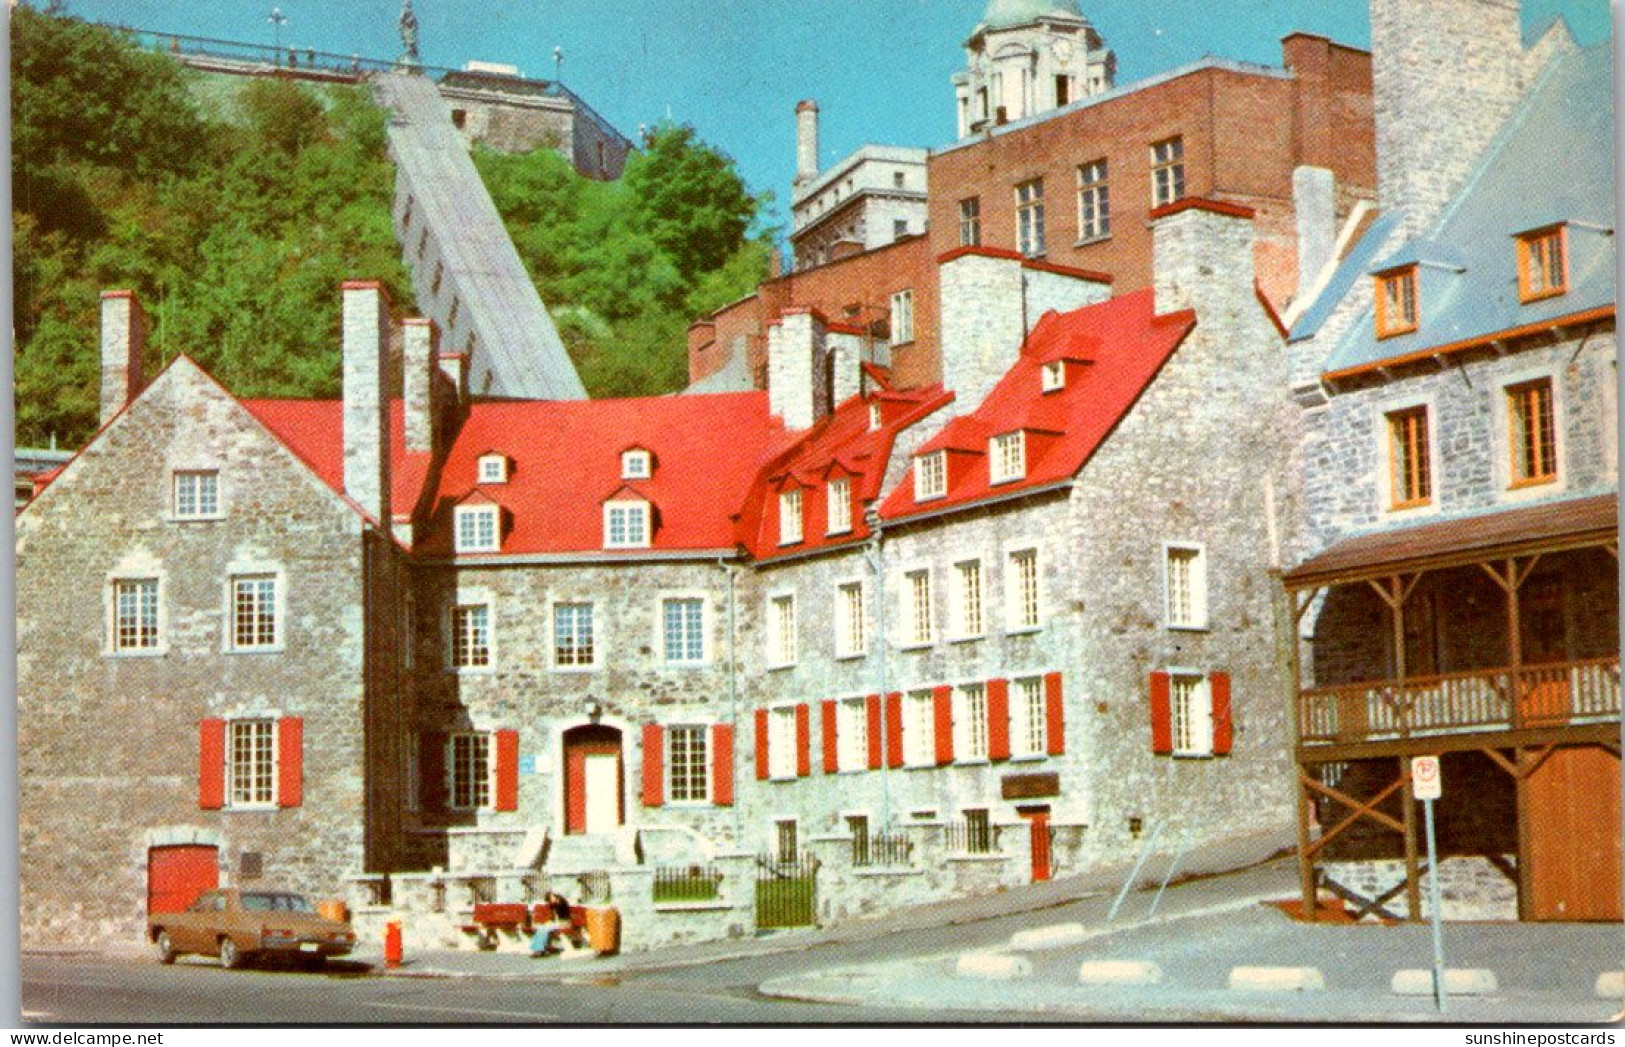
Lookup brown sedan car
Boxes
[149,888,356,969]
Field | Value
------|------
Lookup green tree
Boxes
[623,123,760,283]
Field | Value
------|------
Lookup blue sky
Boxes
[54,0,1613,232]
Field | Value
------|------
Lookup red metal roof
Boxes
[879,289,1196,523]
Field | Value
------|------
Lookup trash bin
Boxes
[583,906,620,955]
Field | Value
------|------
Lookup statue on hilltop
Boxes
[398,0,421,67]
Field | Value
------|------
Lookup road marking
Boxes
[364,1000,559,1021]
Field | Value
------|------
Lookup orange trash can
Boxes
[583,906,620,955]
[317,899,350,923]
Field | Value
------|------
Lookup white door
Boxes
[583,754,619,834]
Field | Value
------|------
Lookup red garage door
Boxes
[147,845,218,916]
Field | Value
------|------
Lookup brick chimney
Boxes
[342,280,392,524]
[99,290,146,426]
[403,318,439,455]
[1151,199,1258,322]
[937,247,1026,414]
[794,100,820,189]
[1371,0,1525,237]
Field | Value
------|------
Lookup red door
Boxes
[563,725,623,835]
[147,845,218,917]
[1020,807,1052,883]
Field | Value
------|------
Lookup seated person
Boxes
[529,891,576,956]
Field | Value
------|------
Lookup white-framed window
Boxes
[449,731,492,810]
[661,597,705,665]
[1007,547,1042,631]
[768,705,798,780]
[835,580,867,658]
[553,602,596,668]
[454,504,500,553]
[1077,159,1110,241]
[112,577,161,652]
[230,574,280,650]
[826,478,852,536]
[173,470,220,519]
[1011,676,1047,757]
[450,603,491,670]
[869,403,883,431]
[904,568,934,647]
[779,488,804,546]
[903,690,935,767]
[768,593,798,667]
[622,449,652,480]
[915,451,947,502]
[1041,361,1065,393]
[836,696,867,771]
[1151,137,1185,207]
[890,290,915,346]
[954,683,989,762]
[950,559,985,640]
[604,500,651,549]
[1170,673,1214,757]
[959,196,981,247]
[1164,543,1209,630]
[477,454,508,485]
[1016,178,1046,256]
[227,718,277,807]
[990,431,1026,484]
[666,724,710,803]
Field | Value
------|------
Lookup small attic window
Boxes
[915,451,947,502]
[1374,266,1419,339]
[604,500,651,549]
[990,432,1026,485]
[1516,225,1568,303]
[869,403,883,431]
[622,450,652,480]
[454,504,500,553]
[1041,361,1066,393]
[477,454,508,485]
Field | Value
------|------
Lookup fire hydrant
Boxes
[384,919,403,969]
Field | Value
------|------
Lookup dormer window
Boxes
[826,478,852,536]
[869,403,883,431]
[604,500,651,549]
[454,504,500,553]
[779,488,804,546]
[622,449,652,480]
[915,451,947,502]
[477,454,508,485]
[1041,361,1065,393]
[1517,225,1568,303]
[990,432,1026,484]
[1375,266,1419,339]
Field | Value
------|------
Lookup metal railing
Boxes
[1299,656,1620,744]
[944,822,1003,856]
[851,831,913,868]
[651,864,722,904]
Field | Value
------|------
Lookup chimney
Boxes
[766,309,829,430]
[1371,0,1524,237]
[937,247,1026,414]
[794,100,820,188]
[1292,166,1337,303]
[1151,199,1259,324]
[403,318,439,454]
[825,325,864,407]
[99,290,146,426]
[342,280,392,524]
[438,350,468,403]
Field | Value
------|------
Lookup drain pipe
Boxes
[862,508,891,827]
[720,556,743,846]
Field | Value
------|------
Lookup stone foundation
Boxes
[1322,855,1518,921]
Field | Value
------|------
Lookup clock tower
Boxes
[953,0,1116,139]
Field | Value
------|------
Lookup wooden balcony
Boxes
[1300,656,1620,746]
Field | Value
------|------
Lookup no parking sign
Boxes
[1411,755,1442,800]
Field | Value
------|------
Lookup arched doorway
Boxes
[147,844,218,917]
[563,724,624,835]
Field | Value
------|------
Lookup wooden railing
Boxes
[1300,656,1620,745]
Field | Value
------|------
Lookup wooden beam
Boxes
[1285,530,1615,592]
[1298,770,1408,833]
[1517,742,1559,780]
[1304,775,1409,857]
[1294,720,1619,763]
[1515,758,1532,921]
[1480,747,1519,778]
[1507,558,1523,730]
[1296,768,1317,923]
[1480,561,1512,592]
[1512,553,1543,590]
[1401,760,1421,922]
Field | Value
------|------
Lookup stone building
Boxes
[788,104,929,272]
[438,64,632,180]
[1279,0,1617,922]
[953,0,1117,138]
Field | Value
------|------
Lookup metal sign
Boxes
[1411,755,1442,800]
[519,754,537,776]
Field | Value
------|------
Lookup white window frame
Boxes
[448,599,494,673]
[767,591,798,669]
[621,449,652,480]
[658,595,707,666]
[779,488,804,546]
[225,717,280,809]
[1163,542,1209,631]
[990,431,1026,485]
[836,695,868,772]
[227,572,284,652]
[949,559,985,641]
[869,403,883,431]
[476,454,508,485]
[604,499,652,549]
[953,682,989,764]
[171,469,222,521]
[1041,361,1066,393]
[835,578,868,659]
[902,689,935,768]
[826,478,852,536]
[901,567,935,648]
[890,290,915,346]
[454,504,501,553]
[550,599,597,670]
[665,723,711,805]
[1016,178,1046,257]
[767,704,799,781]
[448,731,494,810]
[1168,670,1215,758]
[1077,158,1110,242]
[1010,674,1048,759]
[108,573,165,656]
[1004,543,1045,633]
[914,451,947,502]
[1151,137,1185,208]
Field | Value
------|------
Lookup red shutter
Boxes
[986,679,1010,761]
[885,692,904,768]
[1149,671,1173,754]
[821,699,839,774]
[199,719,225,810]
[755,708,770,780]
[865,694,883,770]
[421,732,447,810]
[277,717,303,808]
[795,703,811,777]
[1045,672,1066,755]
[933,685,954,765]
[493,728,519,811]
[642,723,664,807]
[711,723,734,805]
[1210,672,1233,756]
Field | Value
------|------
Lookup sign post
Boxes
[1411,755,1446,1013]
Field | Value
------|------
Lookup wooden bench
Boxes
[461,902,531,951]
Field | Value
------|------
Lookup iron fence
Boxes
[852,831,913,868]
[755,851,818,929]
[944,822,1003,855]
[652,864,722,904]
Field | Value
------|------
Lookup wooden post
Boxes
[1402,759,1422,922]
[1391,575,1408,683]
[1514,746,1532,921]
[1296,764,1317,922]
[1506,557,1524,730]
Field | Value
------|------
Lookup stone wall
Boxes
[1322,856,1518,921]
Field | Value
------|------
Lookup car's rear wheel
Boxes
[154,931,176,965]
[298,953,326,971]
[218,936,243,970]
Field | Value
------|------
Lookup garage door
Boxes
[1527,744,1622,921]
[147,845,218,916]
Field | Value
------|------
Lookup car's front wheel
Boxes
[218,936,243,970]
[154,931,176,965]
